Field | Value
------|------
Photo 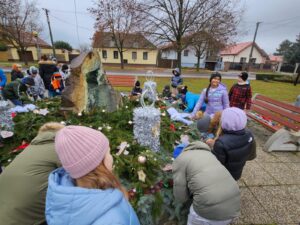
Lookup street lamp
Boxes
[32,31,41,61]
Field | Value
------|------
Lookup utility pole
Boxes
[42,8,56,58]
[248,22,262,69]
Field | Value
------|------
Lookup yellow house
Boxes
[92,32,158,66]
[0,32,80,62]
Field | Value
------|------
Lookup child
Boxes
[171,68,183,97]
[178,85,206,113]
[173,141,240,225]
[131,80,143,96]
[27,66,45,100]
[11,64,24,81]
[0,68,7,96]
[211,107,255,180]
[49,72,64,98]
[46,126,140,225]
[162,85,172,99]
[191,72,229,119]
[229,72,252,110]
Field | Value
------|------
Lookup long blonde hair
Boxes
[75,162,128,199]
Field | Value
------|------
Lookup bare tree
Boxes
[0,0,42,65]
[139,0,241,71]
[89,0,144,69]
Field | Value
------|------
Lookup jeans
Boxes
[10,99,23,106]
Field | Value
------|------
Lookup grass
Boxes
[115,77,299,103]
[0,61,38,68]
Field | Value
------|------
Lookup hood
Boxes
[221,107,247,131]
[216,82,227,91]
[172,68,180,76]
[183,141,211,152]
[46,168,124,225]
[31,131,56,145]
[38,60,56,65]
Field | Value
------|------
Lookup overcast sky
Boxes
[36,0,300,54]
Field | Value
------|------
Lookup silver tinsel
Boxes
[143,81,157,102]
[0,101,14,131]
[133,106,161,152]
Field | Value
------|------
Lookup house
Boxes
[268,55,283,64]
[220,42,269,64]
[0,32,79,62]
[92,32,158,66]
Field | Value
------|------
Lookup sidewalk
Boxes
[232,121,300,225]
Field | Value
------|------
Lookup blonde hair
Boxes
[75,162,128,199]
[38,122,65,133]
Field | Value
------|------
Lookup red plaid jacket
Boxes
[229,83,252,110]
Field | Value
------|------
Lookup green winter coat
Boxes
[2,79,24,100]
[172,141,240,221]
[0,131,61,225]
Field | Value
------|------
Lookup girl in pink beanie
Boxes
[45,125,140,225]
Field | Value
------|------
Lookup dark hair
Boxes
[135,80,140,87]
[41,55,48,61]
[62,64,69,72]
[22,77,35,86]
[205,72,222,103]
[179,85,187,94]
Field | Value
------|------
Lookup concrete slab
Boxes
[241,161,278,186]
[249,186,300,224]
[286,162,300,171]
[259,162,300,185]
[235,187,275,224]
[254,146,281,163]
[271,152,300,163]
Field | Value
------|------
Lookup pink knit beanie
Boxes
[221,107,247,131]
[55,125,110,178]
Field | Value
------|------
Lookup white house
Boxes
[160,45,206,68]
[220,42,268,64]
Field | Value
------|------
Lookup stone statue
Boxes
[61,51,122,113]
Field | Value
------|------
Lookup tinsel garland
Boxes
[143,81,157,102]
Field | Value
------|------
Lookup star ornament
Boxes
[137,170,146,183]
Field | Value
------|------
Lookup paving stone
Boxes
[241,161,278,186]
[286,162,300,171]
[238,187,275,224]
[259,162,300,185]
[249,186,300,224]
[271,152,300,163]
[254,147,280,163]
[285,185,300,204]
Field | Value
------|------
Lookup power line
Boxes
[73,0,81,46]
[49,13,92,31]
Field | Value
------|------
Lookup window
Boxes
[250,58,256,63]
[113,51,118,59]
[240,57,247,63]
[132,51,137,60]
[183,50,189,56]
[102,50,107,59]
[143,52,148,60]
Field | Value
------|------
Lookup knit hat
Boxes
[29,66,38,75]
[21,77,35,86]
[61,64,69,72]
[55,126,110,179]
[221,107,247,131]
[209,72,222,82]
[135,80,140,87]
[239,72,248,81]
[196,114,211,133]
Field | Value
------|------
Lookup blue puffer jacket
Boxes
[184,91,206,112]
[46,168,140,225]
[0,68,7,88]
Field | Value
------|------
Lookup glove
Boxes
[55,89,60,93]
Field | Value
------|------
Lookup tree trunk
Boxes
[120,51,124,69]
[177,50,181,72]
[196,54,200,72]
[20,48,29,66]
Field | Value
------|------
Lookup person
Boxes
[178,85,206,113]
[11,63,24,81]
[0,68,7,97]
[48,72,64,97]
[131,80,143,96]
[0,122,64,225]
[2,77,35,106]
[173,141,240,225]
[27,66,45,101]
[191,72,229,118]
[211,107,255,180]
[38,55,58,92]
[60,64,70,80]
[171,68,183,97]
[228,72,252,110]
[46,126,140,225]
[162,84,172,99]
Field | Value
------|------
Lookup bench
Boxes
[247,94,300,151]
[247,94,300,132]
[106,75,137,87]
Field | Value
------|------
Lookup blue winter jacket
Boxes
[0,69,7,88]
[46,168,140,225]
[183,91,206,113]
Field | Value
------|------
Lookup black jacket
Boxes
[38,61,58,90]
[11,70,24,81]
[212,129,254,180]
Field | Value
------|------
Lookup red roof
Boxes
[220,42,268,58]
[269,55,283,62]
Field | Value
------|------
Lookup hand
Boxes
[55,89,60,93]
[206,139,215,148]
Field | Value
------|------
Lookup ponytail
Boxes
[204,83,211,104]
